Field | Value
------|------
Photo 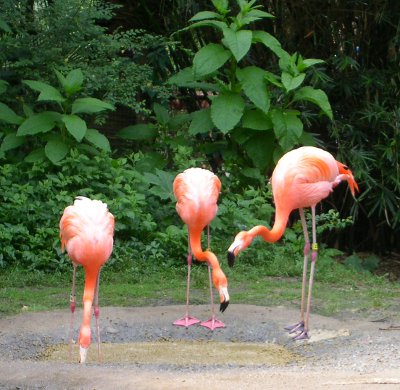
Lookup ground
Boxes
[1,304,400,389]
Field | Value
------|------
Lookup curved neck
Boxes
[189,227,221,270]
[249,207,290,243]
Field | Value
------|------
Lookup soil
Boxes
[1,304,400,389]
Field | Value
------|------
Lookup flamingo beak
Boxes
[79,346,88,363]
[227,241,241,267]
[219,287,230,313]
[348,174,359,197]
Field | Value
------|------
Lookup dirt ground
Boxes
[1,304,400,389]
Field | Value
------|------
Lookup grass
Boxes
[1,249,400,321]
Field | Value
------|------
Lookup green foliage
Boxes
[344,253,380,274]
[0,69,114,163]
[0,0,174,114]
[169,0,332,173]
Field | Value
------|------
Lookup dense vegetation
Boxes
[0,0,399,284]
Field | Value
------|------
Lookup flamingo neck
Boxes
[189,228,221,270]
[249,207,290,244]
[79,266,100,349]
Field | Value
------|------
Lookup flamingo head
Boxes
[227,231,252,267]
[337,162,359,197]
[212,269,230,313]
[78,327,91,363]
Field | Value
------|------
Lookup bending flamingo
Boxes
[227,146,358,339]
[60,196,114,363]
[173,167,229,330]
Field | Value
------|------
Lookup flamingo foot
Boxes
[284,321,304,333]
[173,315,200,327]
[292,330,310,341]
[200,316,225,330]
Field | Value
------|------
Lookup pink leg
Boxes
[93,271,102,361]
[200,264,225,330]
[69,264,77,361]
[293,205,318,340]
[173,243,200,327]
[285,208,309,333]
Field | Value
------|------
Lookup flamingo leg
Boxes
[173,235,200,327]
[294,205,318,340]
[285,208,309,333]
[69,263,77,360]
[200,225,225,330]
[93,270,102,362]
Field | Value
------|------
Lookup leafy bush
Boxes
[0,69,114,163]
[0,0,173,114]
[168,0,332,174]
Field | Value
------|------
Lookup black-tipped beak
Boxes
[220,300,229,313]
[227,251,235,267]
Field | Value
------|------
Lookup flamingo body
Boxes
[60,196,114,362]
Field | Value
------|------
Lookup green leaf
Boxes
[85,129,111,152]
[22,80,65,103]
[143,169,175,200]
[211,92,245,133]
[252,31,288,59]
[281,72,305,92]
[25,148,46,163]
[71,97,114,114]
[193,44,231,78]
[167,67,220,90]
[211,0,229,14]
[0,133,25,153]
[271,109,303,151]
[17,112,59,136]
[45,140,69,164]
[237,66,270,112]
[118,124,158,140]
[0,80,9,94]
[243,131,275,170]
[61,114,87,142]
[300,58,325,71]
[184,20,227,32]
[0,103,24,125]
[54,69,67,90]
[264,71,283,88]
[189,108,214,135]
[64,68,84,95]
[242,109,272,130]
[153,103,170,125]
[293,86,333,120]
[222,28,252,62]
[0,18,11,33]
[189,11,222,21]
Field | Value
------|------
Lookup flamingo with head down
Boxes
[228,146,358,339]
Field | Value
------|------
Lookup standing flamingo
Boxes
[173,167,229,330]
[60,196,114,363]
[227,146,358,339]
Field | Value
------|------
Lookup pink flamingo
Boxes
[173,168,229,330]
[228,146,359,339]
[60,196,114,362]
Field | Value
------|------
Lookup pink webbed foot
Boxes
[173,315,200,327]
[200,316,225,330]
[284,321,304,334]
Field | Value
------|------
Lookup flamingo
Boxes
[227,146,359,340]
[173,167,229,330]
[60,196,114,363]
